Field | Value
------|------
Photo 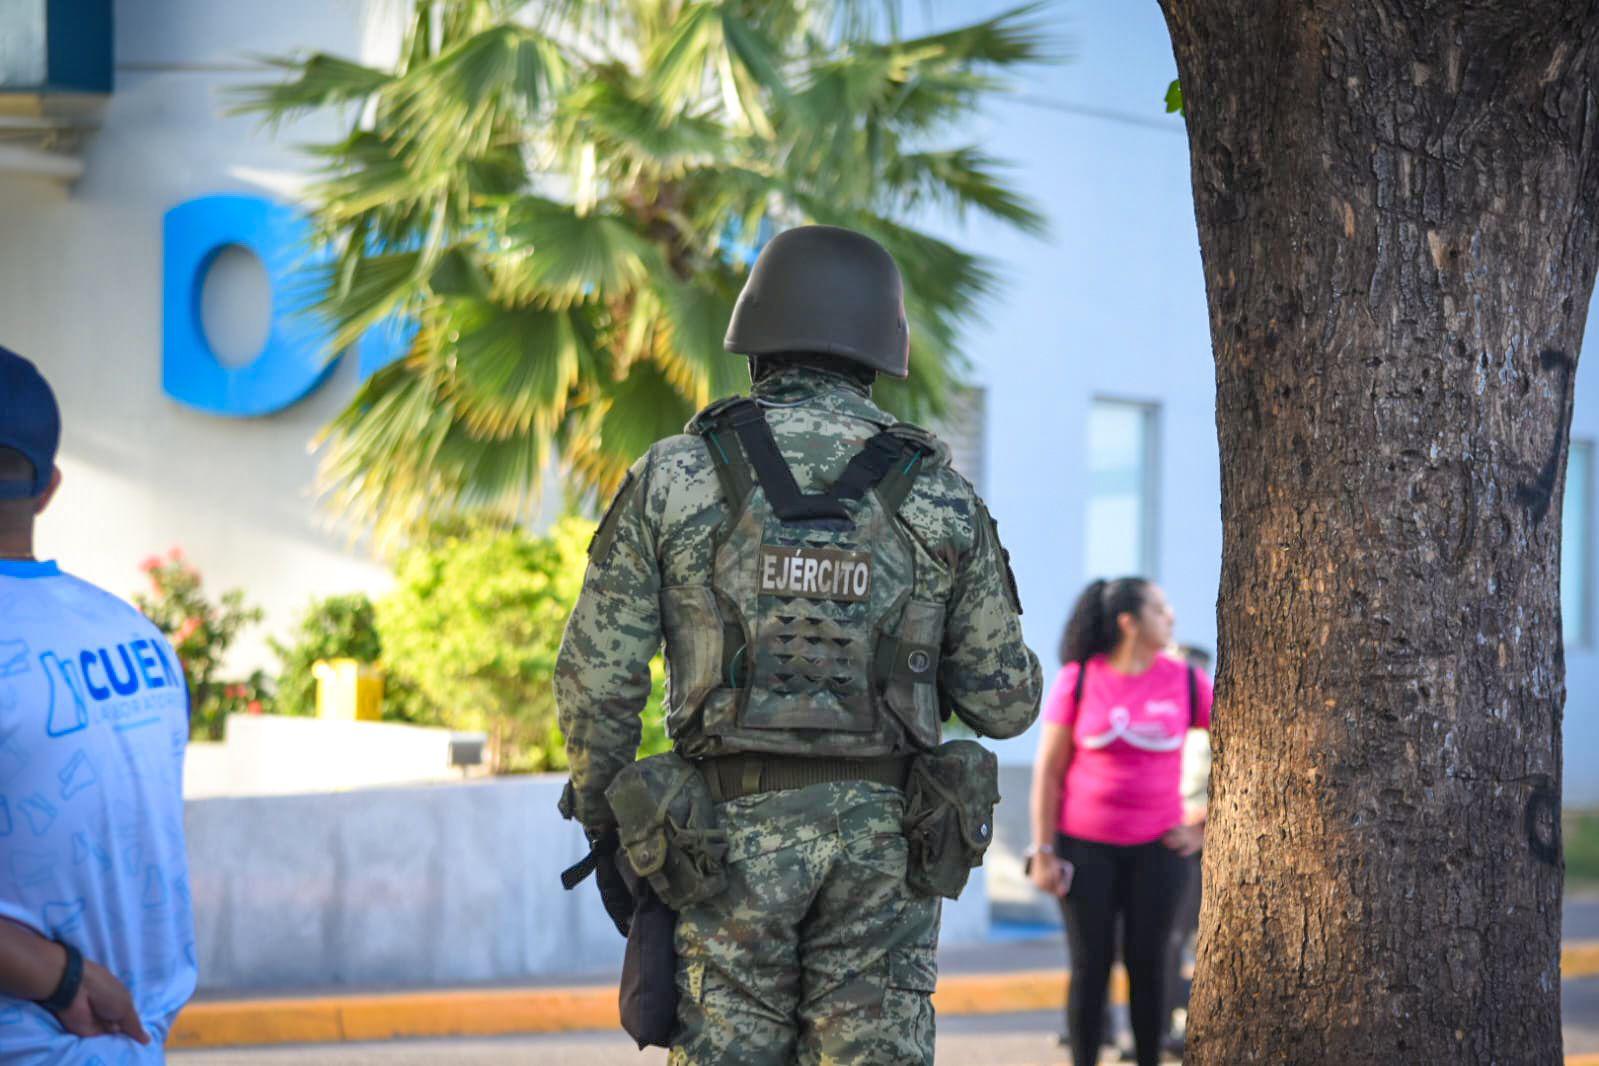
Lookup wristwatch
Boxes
[1022,843,1055,876]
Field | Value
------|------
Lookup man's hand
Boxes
[54,958,149,1044]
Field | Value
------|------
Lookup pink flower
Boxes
[168,546,185,561]
[139,556,161,573]
[246,700,263,715]
[176,618,201,642]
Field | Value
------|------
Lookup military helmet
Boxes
[724,225,910,379]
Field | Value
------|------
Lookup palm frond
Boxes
[490,197,667,307]
[644,2,725,110]
[230,54,392,118]
[651,273,745,405]
[311,250,426,352]
[386,24,568,171]
[437,299,596,436]
[584,360,698,493]
[886,3,1057,69]
[249,0,1055,540]
[882,147,1046,233]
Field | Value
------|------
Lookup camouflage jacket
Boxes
[555,367,1043,832]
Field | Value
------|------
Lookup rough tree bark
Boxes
[1157,3,1599,1062]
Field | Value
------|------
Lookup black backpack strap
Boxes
[694,398,756,513]
[724,401,848,521]
[873,446,928,517]
[1074,659,1088,708]
[695,399,931,523]
[830,433,907,506]
[874,423,941,517]
[1188,664,1199,730]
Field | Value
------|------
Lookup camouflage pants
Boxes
[668,780,940,1066]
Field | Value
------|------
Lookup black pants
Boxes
[1056,834,1190,1066]
[1163,850,1202,1038]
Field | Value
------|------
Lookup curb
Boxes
[167,940,1599,1050]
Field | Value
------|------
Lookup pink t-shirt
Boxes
[1042,653,1213,846]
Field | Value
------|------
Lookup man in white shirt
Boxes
[0,346,197,1063]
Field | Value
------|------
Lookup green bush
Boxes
[269,594,383,717]
[1566,809,1599,886]
[376,517,615,772]
[269,593,436,724]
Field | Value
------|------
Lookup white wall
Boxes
[913,2,1599,799]
[184,714,483,799]
[912,2,1219,770]
[184,776,990,992]
[2,0,406,673]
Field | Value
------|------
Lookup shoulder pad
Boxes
[885,422,952,466]
[685,396,752,436]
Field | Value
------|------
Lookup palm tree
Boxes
[240,0,1050,544]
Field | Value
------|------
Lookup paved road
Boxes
[170,987,1599,1065]
[170,900,1599,1064]
[171,1011,1121,1065]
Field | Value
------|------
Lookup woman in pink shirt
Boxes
[1027,577,1213,1066]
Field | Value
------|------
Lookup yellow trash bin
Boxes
[312,659,385,722]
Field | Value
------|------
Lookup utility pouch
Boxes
[605,750,729,910]
[902,740,1000,899]
[617,863,678,1049]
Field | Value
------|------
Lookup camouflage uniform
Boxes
[556,366,1042,1064]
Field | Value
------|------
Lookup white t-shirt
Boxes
[0,559,196,1064]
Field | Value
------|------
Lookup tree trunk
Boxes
[1157,3,1599,1061]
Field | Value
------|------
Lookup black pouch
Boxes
[902,739,1001,899]
[605,750,729,910]
[618,861,679,1049]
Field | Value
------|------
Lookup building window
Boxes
[1085,398,1160,580]
[1566,439,1594,648]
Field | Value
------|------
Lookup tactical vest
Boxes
[661,397,946,760]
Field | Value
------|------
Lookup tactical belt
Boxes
[698,753,912,802]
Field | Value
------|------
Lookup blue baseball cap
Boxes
[0,346,61,500]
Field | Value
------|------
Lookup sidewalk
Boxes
[169,898,1599,1051]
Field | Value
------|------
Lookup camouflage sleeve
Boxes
[555,453,662,833]
[939,502,1042,739]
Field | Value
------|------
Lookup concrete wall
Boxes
[184,776,990,992]
[184,714,483,799]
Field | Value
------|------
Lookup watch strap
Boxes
[34,940,83,1015]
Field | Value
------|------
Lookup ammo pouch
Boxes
[902,740,1001,899]
[605,750,729,911]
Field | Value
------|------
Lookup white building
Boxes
[2,2,1595,798]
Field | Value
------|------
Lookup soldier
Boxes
[555,225,1042,1065]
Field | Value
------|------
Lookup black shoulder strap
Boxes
[702,424,753,513]
[1188,665,1199,730]
[695,399,755,513]
[700,399,912,523]
[873,445,929,517]
[876,423,939,517]
[1074,659,1088,707]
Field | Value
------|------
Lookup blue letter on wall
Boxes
[162,195,340,418]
